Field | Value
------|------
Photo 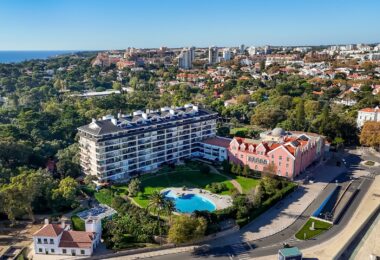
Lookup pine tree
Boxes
[295,99,306,130]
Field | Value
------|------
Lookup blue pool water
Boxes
[164,190,216,213]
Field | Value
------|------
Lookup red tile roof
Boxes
[33,224,64,237]
[202,137,231,148]
[359,107,379,113]
[59,230,95,249]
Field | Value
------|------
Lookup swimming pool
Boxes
[164,190,216,213]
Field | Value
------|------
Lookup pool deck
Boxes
[161,187,233,210]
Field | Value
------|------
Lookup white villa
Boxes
[33,218,101,256]
[357,106,380,127]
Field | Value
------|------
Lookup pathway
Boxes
[196,160,243,194]
[207,163,345,246]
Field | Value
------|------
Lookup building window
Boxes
[81,250,85,255]
[271,154,274,159]
[39,248,43,253]
[63,249,67,254]
[279,156,282,160]
[240,154,244,159]
[286,164,289,168]
[286,172,288,177]
[43,238,48,244]
[51,249,55,253]
[49,239,54,244]
[286,157,289,162]
[37,238,41,244]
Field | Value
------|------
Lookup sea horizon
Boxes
[0,50,84,63]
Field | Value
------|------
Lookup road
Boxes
[149,149,377,260]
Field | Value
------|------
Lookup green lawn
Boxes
[235,176,260,193]
[94,189,114,205]
[133,165,236,208]
[295,218,332,240]
[71,215,85,231]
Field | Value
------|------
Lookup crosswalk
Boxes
[230,243,251,260]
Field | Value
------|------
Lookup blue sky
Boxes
[0,0,379,50]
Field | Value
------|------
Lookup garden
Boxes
[295,218,333,240]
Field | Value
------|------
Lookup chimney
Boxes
[169,109,175,115]
[111,118,117,125]
[91,118,96,123]
[142,113,148,120]
[61,220,65,229]
[44,219,49,225]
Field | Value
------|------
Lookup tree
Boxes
[147,190,167,241]
[247,184,264,208]
[235,164,242,176]
[295,99,306,130]
[231,163,237,175]
[251,105,286,128]
[168,215,207,244]
[242,165,250,177]
[222,160,231,174]
[51,177,79,211]
[128,178,141,197]
[164,199,176,224]
[360,121,380,151]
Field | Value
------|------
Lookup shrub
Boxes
[207,182,228,194]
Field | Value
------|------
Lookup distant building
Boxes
[178,47,195,69]
[69,90,121,98]
[357,106,380,128]
[208,46,218,64]
[229,128,325,179]
[222,48,232,61]
[33,218,101,256]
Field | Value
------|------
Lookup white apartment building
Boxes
[195,136,231,162]
[178,47,195,69]
[33,218,101,256]
[78,104,218,181]
[357,106,380,128]
[222,48,232,61]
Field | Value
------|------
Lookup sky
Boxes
[0,0,379,50]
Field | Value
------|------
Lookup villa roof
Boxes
[59,230,95,248]
[33,224,65,237]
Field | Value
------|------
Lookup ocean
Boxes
[0,50,78,63]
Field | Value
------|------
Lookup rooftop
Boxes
[59,230,95,248]
[78,104,217,137]
[33,224,65,237]
[201,136,231,148]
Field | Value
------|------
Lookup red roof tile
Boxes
[33,224,64,237]
[59,230,95,249]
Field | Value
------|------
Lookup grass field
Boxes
[295,218,332,240]
[134,167,232,208]
[94,189,114,205]
[234,176,260,193]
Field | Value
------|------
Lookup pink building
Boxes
[228,128,325,179]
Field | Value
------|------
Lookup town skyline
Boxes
[1,0,380,50]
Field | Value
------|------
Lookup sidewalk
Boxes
[209,163,345,246]
[300,175,380,259]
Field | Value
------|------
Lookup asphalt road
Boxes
[150,151,376,260]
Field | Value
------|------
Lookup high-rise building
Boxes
[239,44,245,54]
[178,47,195,69]
[78,104,218,181]
[248,46,256,56]
[222,48,231,61]
[208,46,218,64]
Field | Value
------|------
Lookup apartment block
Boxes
[78,104,218,181]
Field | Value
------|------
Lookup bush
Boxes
[207,182,228,194]
[71,215,85,231]
[200,164,210,174]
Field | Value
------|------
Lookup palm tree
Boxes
[147,190,166,243]
[164,199,176,224]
